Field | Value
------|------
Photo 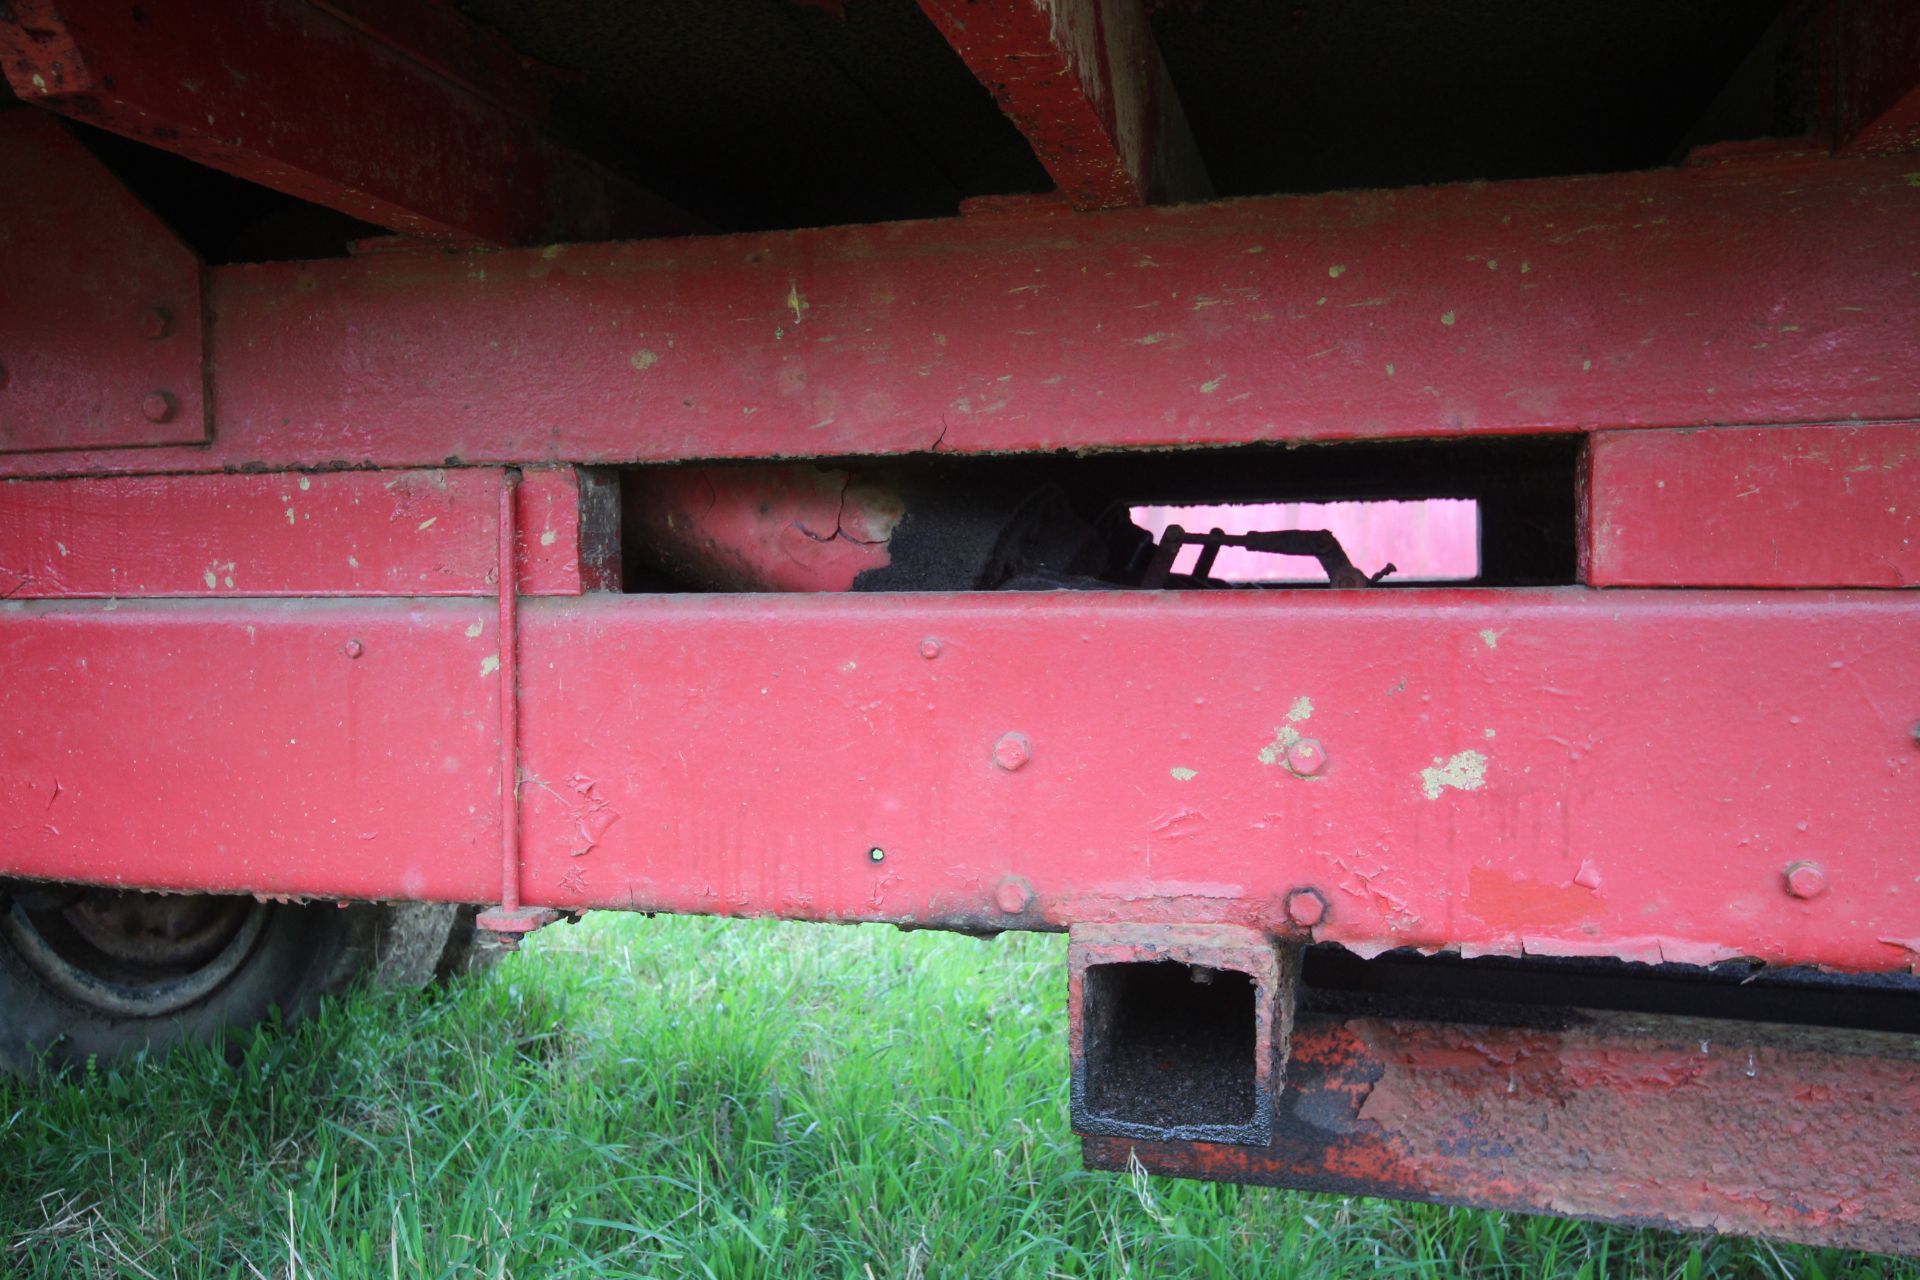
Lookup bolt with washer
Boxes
[1285,887,1329,928]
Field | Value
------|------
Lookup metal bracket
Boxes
[0,112,208,454]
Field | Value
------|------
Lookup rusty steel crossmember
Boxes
[1084,1010,1920,1255]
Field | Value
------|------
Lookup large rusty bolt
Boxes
[1285,887,1329,928]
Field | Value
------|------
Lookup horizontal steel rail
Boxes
[5,589,1916,973]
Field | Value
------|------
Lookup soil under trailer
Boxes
[3,0,1919,1257]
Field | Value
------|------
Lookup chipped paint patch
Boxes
[540,529,557,547]
[1420,750,1487,799]
[1327,264,1346,278]
[786,282,809,324]
[416,517,437,532]
[1441,310,1458,326]
[1258,725,1300,765]
[1259,697,1318,765]
[465,621,484,638]
[1478,628,1502,649]
[480,654,500,678]
[630,349,660,372]
[1199,376,1224,394]
[1170,767,1197,782]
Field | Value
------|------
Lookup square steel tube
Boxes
[1069,923,1299,1145]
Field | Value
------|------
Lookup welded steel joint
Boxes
[1068,923,1299,1146]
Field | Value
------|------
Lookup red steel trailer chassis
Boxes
[3,0,1920,1257]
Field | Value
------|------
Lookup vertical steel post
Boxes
[475,469,560,946]
[497,470,522,914]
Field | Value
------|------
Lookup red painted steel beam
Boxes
[2,153,1916,479]
[0,467,619,598]
[0,0,700,245]
[1087,1012,1920,1256]
[0,598,502,903]
[510,591,1920,972]
[8,590,1915,973]
[1586,423,1920,588]
[916,0,1210,208]
[0,111,207,454]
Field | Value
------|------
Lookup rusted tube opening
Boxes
[1069,923,1296,1147]
[1083,962,1258,1130]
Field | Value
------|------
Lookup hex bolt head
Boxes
[342,639,364,659]
[141,390,178,423]
[1285,737,1328,777]
[1784,862,1828,900]
[867,846,886,864]
[993,876,1033,914]
[138,306,174,340]
[919,637,942,660]
[1285,887,1329,928]
[991,732,1032,771]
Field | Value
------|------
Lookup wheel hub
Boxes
[2,890,269,1017]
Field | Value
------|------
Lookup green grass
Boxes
[1,915,1912,1278]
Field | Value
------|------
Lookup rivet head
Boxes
[141,390,178,423]
[1285,887,1329,927]
[342,639,364,659]
[991,732,1032,771]
[867,846,886,864]
[138,306,174,340]
[993,876,1033,914]
[919,637,942,660]
[1285,738,1327,777]
[1784,862,1828,900]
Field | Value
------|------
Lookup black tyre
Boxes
[0,886,494,1073]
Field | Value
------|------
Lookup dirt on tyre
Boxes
[0,887,497,1073]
